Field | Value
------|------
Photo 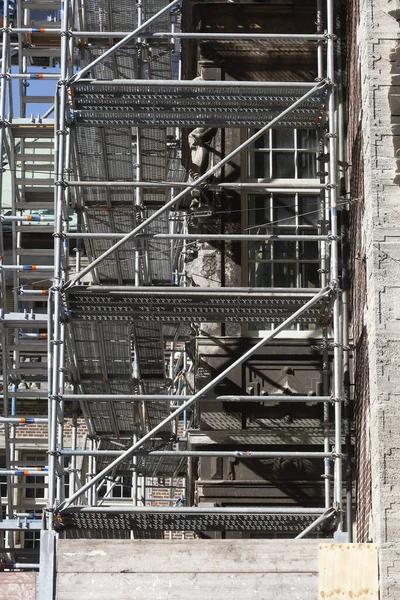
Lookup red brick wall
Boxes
[346,0,372,542]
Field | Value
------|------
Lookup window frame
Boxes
[241,127,327,337]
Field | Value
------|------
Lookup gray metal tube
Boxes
[60,450,332,458]
[60,286,330,509]
[48,1,69,518]
[67,180,324,190]
[63,394,331,403]
[64,80,327,288]
[65,233,328,242]
[0,418,48,423]
[63,506,325,515]
[69,31,324,40]
[66,285,322,295]
[327,0,343,520]
[2,30,322,40]
[73,79,317,88]
[295,507,337,539]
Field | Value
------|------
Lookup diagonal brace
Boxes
[64,79,328,289]
[59,285,331,510]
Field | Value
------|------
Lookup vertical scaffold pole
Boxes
[0,0,14,548]
[327,0,343,525]
[49,0,70,521]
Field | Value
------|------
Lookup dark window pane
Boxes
[274,240,296,260]
[25,476,45,499]
[274,263,296,287]
[273,152,295,178]
[249,262,272,287]
[249,241,271,260]
[300,262,320,288]
[298,152,317,178]
[249,151,270,178]
[299,196,319,226]
[273,196,296,226]
[299,240,319,260]
[274,129,294,148]
[250,129,270,149]
[248,195,271,227]
[297,129,317,149]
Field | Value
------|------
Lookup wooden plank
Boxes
[57,572,318,600]
[319,543,379,600]
[57,539,321,574]
[0,572,37,600]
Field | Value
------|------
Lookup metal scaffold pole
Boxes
[48,0,70,519]
[327,0,343,525]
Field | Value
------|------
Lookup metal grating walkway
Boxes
[58,507,330,533]
[70,82,328,127]
[66,287,332,325]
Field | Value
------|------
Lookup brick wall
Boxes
[346,0,372,543]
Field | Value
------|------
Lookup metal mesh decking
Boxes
[58,507,329,534]
[70,82,328,127]
[66,287,332,325]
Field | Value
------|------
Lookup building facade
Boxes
[0,0,398,597]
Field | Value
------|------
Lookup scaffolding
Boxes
[0,0,349,584]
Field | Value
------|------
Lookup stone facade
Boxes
[349,0,400,595]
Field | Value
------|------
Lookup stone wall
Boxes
[351,0,400,595]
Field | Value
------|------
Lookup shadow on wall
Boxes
[389,10,400,183]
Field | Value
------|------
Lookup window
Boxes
[0,455,6,499]
[23,454,47,501]
[248,128,318,180]
[97,475,132,500]
[244,127,323,335]
[24,531,41,549]
[247,194,320,289]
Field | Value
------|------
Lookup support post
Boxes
[37,530,56,600]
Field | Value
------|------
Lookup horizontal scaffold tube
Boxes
[67,180,325,190]
[60,450,333,458]
[69,286,323,294]
[0,520,42,530]
[0,417,48,423]
[19,289,49,296]
[73,79,317,88]
[4,30,325,40]
[63,506,326,515]
[63,394,331,403]
[0,563,40,569]
[0,265,53,271]
[0,469,48,475]
[65,233,329,241]
[1,215,54,221]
